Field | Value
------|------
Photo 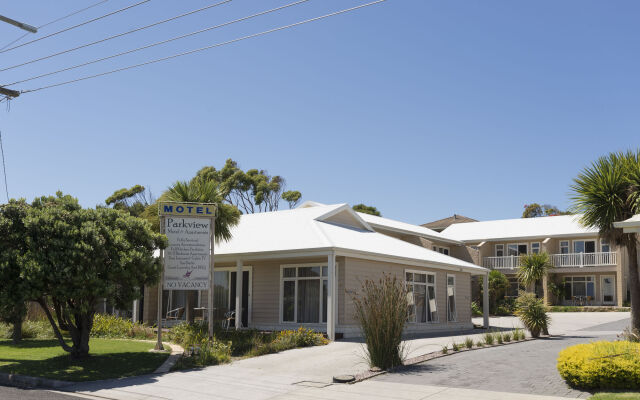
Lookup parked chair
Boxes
[166,307,184,320]
[221,311,235,331]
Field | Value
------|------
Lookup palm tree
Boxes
[517,252,552,293]
[571,151,640,330]
[163,178,241,243]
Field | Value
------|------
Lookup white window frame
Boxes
[530,242,541,254]
[600,239,611,253]
[572,239,596,254]
[559,241,569,254]
[433,246,450,256]
[446,274,456,322]
[600,275,616,305]
[279,263,330,324]
[207,266,253,326]
[507,243,528,256]
[495,244,504,257]
[405,269,438,324]
[563,275,596,301]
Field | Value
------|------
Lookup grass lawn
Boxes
[590,394,640,400]
[0,339,169,381]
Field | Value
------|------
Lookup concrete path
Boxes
[60,312,630,400]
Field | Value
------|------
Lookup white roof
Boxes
[441,214,599,242]
[614,214,640,233]
[215,203,484,274]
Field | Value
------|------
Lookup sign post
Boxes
[156,202,217,349]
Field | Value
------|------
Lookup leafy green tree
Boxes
[162,179,241,243]
[196,159,302,212]
[517,252,552,290]
[0,199,30,343]
[24,192,167,359]
[522,203,570,218]
[480,270,510,314]
[571,151,640,330]
[353,204,381,216]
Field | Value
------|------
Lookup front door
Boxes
[601,275,615,305]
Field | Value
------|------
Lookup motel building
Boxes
[132,203,639,339]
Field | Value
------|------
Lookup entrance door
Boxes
[230,271,250,327]
[601,276,615,305]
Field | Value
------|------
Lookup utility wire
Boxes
[0,0,111,51]
[3,0,310,86]
[20,0,386,94]
[0,130,9,202]
[0,0,151,54]
[1,0,233,72]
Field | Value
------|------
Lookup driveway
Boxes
[51,312,629,400]
[375,315,631,399]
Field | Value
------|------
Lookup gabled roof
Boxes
[215,203,485,274]
[422,214,477,231]
[614,214,640,233]
[440,214,598,242]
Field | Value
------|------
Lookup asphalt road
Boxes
[374,318,630,399]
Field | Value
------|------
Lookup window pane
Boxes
[427,285,437,322]
[447,283,456,322]
[560,242,569,254]
[322,266,328,277]
[283,281,295,322]
[406,272,413,282]
[447,276,454,286]
[601,241,610,253]
[298,267,320,277]
[586,282,595,298]
[297,279,320,323]
[585,241,596,253]
[407,284,416,322]
[283,268,296,278]
[415,273,426,283]
[573,282,586,296]
[574,276,585,282]
[574,241,585,253]
[507,244,518,256]
[531,243,540,254]
[214,271,230,320]
[564,282,572,300]
[427,274,434,284]
[443,249,449,255]
[322,279,328,323]
[414,284,427,323]
[518,244,528,255]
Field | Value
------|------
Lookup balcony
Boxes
[483,252,616,270]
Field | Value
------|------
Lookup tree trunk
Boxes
[70,314,92,360]
[627,242,640,331]
[12,320,22,344]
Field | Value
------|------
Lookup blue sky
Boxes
[0,0,638,225]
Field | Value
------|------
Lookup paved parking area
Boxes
[374,318,630,399]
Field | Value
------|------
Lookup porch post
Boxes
[132,299,139,323]
[327,252,336,341]
[235,259,243,330]
[542,274,549,306]
[483,272,489,329]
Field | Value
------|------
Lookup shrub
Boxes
[513,328,525,341]
[495,298,516,316]
[91,314,154,339]
[441,346,448,354]
[557,341,640,390]
[476,340,484,347]
[619,328,640,343]
[484,331,495,345]
[352,274,408,370]
[1,319,55,340]
[464,337,474,349]
[471,301,482,317]
[502,332,512,342]
[496,333,503,344]
[515,293,549,338]
[451,342,460,351]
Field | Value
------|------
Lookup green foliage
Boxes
[513,328,525,341]
[495,298,517,316]
[464,337,474,349]
[515,293,550,338]
[496,332,503,344]
[105,185,152,218]
[476,340,485,347]
[196,159,302,213]
[589,393,640,400]
[0,320,54,340]
[451,342,460,351]
[557,341,640,390]
[517,252,552,288]
[352,274,408,370]
[352,204,382,216]
[90,314,154,339]
[502,332,512,342]
[480,270,510,314]
[522,203,570,218]
[483,331,495,345]
[471,301,483,317]
[441,345,448,354]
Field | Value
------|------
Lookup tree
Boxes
[0,199,30,343]
[522,203,571,218]
[517,252,552,291]
[162,179,241,243]
[24,192,167,359]
[196,159,302,213]
[571,151,640,330]
[353,204,381,216]
[480,270,510,314]
[105,184,154,218]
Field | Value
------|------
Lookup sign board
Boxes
[163,217,211,290]
[159,202,216,217]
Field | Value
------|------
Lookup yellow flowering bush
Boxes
[557,341,640,390]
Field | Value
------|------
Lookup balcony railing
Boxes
[483,252,616,270]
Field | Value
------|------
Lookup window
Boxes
[507,277,521,297]
[495,244,504,257]
[507,243,527,256]
[563,276,595,301]
[560,241,569,254]
[433,246,450,256]
[601,239,610,253]
[281,265,328,323]
[447,275,456,322]
[406,271,438,323]
[573,240,596,253]
[531,243,541,254]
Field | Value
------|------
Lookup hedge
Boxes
[557,341,640,390]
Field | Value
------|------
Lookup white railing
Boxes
[550,252,616,268]
[483,252,617,270]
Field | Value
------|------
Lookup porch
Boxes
[482,251,617,270]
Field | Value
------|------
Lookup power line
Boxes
[1,1,111,51]
[1,0,233,72]
[3,0,311,86]
[20,0,386,94]
[0,0,151,54]
[0,130,9,202]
